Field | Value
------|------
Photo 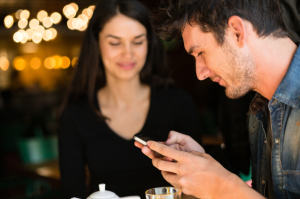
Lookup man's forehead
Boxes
[182,23,203,52]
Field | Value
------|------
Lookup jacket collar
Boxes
[272,46,300,108]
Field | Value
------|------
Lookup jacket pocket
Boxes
[283,170,300,195]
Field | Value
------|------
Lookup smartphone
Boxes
[133,133,153,146]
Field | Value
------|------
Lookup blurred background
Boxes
[0,0,255,198]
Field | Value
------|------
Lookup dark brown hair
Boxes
[59,0,173,119]
[151,0,289,44]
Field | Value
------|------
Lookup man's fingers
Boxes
[161,171,181,189]
[147,141,185,161]
[134,141,144,149]
[141,145,156,159]
[152,158,178,173]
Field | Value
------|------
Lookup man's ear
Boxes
[227,16,246,48]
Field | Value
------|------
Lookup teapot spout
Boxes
[120,196,140,199]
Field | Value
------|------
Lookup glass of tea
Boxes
[145,187,181,199]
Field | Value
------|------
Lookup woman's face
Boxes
[99,14,148,82]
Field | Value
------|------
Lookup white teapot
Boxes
[86,184,141,199]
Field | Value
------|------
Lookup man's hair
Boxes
[151,0,289,44]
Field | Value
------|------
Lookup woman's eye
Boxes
[109,42,120,46]
[133,41,144,45]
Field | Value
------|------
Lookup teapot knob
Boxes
[99,184,106,192]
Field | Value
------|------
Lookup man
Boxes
[135,0,300,198]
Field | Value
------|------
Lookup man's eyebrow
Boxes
[105,34,146,39]
[188,45,201,55]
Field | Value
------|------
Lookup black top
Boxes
[59,87,201,199]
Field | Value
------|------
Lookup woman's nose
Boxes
[123,43,134,58]
[195,59,210,81]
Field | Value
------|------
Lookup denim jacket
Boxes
[248,46,300,199]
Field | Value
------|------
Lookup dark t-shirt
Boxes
[59,87,201,199]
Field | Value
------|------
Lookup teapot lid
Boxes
[89,184,117,199]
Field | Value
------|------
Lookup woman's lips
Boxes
[117,62,135,70]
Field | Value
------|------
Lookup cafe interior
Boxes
[0,0,257,198]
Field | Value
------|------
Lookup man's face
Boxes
[182,23,255,99]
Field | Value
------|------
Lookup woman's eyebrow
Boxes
[134,34,146,39]
[105,33,146,39]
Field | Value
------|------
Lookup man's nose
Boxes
[195,59,210,81]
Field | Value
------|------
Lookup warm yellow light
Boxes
[13,57,26,71]
[63,5,76,19]
[43,17,53,28]
[78,14,89,22]
[44,57,56,69]
[70,3,79,12]
[88,5,95,11]
[13,31,23,43]
[18,19,28,29]
[51,12,61,24]
[67,18,75,30]
[20,30,28,44]
[86,8,93,19]
[29,19,39,29]
[42,30,52,41]
[30,57,41,69]
[37,10,48,22]
[35,25,45,34]
[71,57,78,67]
[61,56,70,69]
[20,10,30,20]
[0,57,9,71]
[4,15,14,28]
[48,28,57,40]
[78,23,87,31]
[32,32,42,43]
[26,29,34,40]
[16,9,22,20]
[52,55,61,69]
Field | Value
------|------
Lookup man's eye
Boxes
[109,42,120,46]
[197,52,202,57]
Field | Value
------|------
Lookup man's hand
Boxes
[145,141,265,199]
[134,131,204,160]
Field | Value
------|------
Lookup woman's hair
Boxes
[59,0,172,119]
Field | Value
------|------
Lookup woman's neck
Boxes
[98,77,150,109]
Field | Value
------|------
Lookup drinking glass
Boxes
[145,187,181,199]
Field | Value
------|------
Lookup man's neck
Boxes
[252,37,297,100]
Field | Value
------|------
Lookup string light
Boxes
[0,57,9,71]
[48,28,57,40]
[26,29,35,40]
[51,12,61,24]
[29,19,39,29]
[20,10,30,20]
[4,15,14,28]
[18,19,28,29]
[32,32,42,43]
[43,17,53,28]
[13,57,26,71]
[37,10,48,22]
[15,9,22,20]
[30,57,41,69]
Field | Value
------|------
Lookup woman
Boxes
[58,0,201,198]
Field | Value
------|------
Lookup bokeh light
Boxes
[63,5,76,19]
[32,32,43,43]
[29,19,39,29]
[13,31,23,43]
[67,18,75,30]
[4,15,14,28]
[44,57,56,69]
[30,57,41,69]
[70,3,79,12]
[18,19,28,29]
[72,57,78,67]
[16,9,22,19]
[0,57,10,71]
[88,5,95,11]
[20,30,28,44]
[13,57,26,71]
[20,10,30,20]
[48,28,57,40]
[35,25,45,34]
[43,17,53,28]
[42,30,53,41]
[26,29,35,40]
[51,12,62,24]
[37,10,48,22]
[60,56,70,69]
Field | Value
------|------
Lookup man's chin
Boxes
[225,87,250,99]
